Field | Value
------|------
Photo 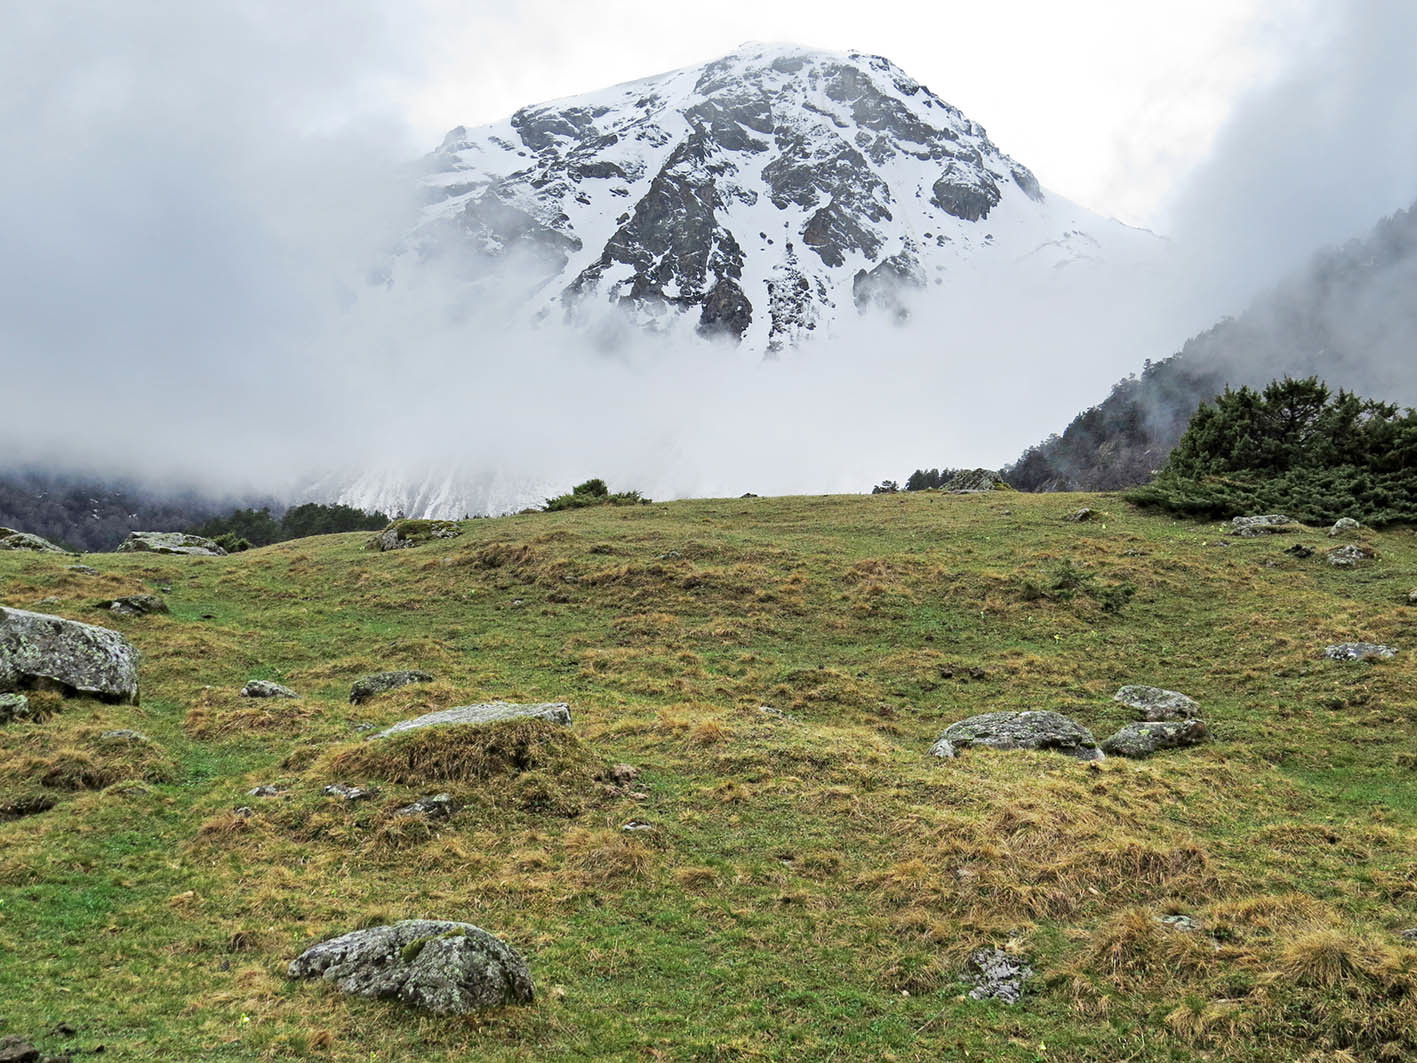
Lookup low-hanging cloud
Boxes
[4,2,1416,516]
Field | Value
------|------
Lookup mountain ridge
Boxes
[394,42,1161,354]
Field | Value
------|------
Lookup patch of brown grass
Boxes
[184,687,315,738]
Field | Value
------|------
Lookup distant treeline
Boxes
[0,469,262,553]
[1005,197,1417,491]
[190,503,389,551]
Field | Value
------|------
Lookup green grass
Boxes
[1,491,1415,1061]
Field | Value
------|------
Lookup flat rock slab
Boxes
[288,919,534,1014]
[349,670,435,705]
[241,679,298,698]
[1324,643,1398,661]
[0,528,63,553]
[374,701,572,739]
[0,606,140,704]
[116,531,227,557]
[964,947,1032,1004]
[1230,514,1297,536]
[934,710,1103,761]
[1100,719,1209,757]
[1114,685,1199,721]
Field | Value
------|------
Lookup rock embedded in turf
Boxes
[0,606,140,704]
[99,729,150,743]
[394,793,457,819]
[1327,544,1374,568]
[0,527,64,553]
[928,736,957,759]
[1113,685,1199,722]
[240,679,298,699]
[935,710,1103,761]
[0,1035,40,1063]
[1328,517,1361,537]
[1284,543,1314,559]
[67,564,100,575]
[348,669,435,705]
[288,919,534,1015]
[1100,719,1209,758]
[115,531,227,556]
[323,783,374,801]
[963,947,1032,1004]
[374,701,572,738]
[0,692,32,724]
[367,519,461,552]
[247,785,285,797]
[1324,643,1398,661]
[1230,514,1297,536]
[1063,507,1094,522]
[99,594,169,617]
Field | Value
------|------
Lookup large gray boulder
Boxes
[932,710,1103,761]
[375,701,571,739]
[0,527,64,553]
[1113,685,1199,722]
[349,670,435,705]
[288,919,534,1014]
[1100,719,1209,758]
[1230,514,1297,537]
[116,531,227,557]
[0,606,139,704]
[1328,517,1361,537]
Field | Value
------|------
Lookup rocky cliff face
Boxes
[399,43,1158,353]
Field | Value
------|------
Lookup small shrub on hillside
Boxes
[545,478,651,511]
[1127,376,1417,525]
[1018,559,1135,614]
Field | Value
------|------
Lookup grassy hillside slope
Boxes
[1,493,1415,1061]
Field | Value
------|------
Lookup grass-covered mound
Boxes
[1,491,1415,1061]
[1128,377,1417,525]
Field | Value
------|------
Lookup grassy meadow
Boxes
[1,490,1415,1061]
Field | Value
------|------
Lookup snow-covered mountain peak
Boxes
[399,43,1161,354]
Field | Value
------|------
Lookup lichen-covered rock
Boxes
[0,606,140,704]
[1328,517,1361,537]
[1327,544,1374,568]
[116,531,227,556]
[349,670,435,704]
[99,594,169,618]
[1230,514,1297,537]
[0,527,64,553]
[1113,685,1199,722]
[1324,643,1398,661]
[938,469,1009,493]
[241,679,298,698]
[1100,719,1209,758]
[963,947,1032,1004]
[374,701,572,739]
[368,520,461,552]
[67,564,100,575]
[0,692,32,724]
[1063,507,1095,523]
[935,710,1103,761]
[99,728,150,743]
[288,919,534,1014]
[928,736,957,759]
